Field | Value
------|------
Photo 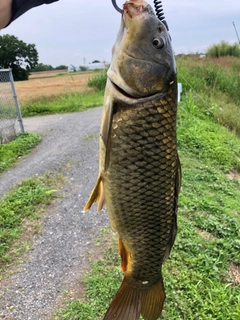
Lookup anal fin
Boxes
[118,237,129,272]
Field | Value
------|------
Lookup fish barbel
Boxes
[84,0,181,319]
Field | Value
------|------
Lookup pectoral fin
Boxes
[84,175,105,211]
[100,93,116,171]
[84,85,116,212]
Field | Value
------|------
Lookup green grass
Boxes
[87,69,108,92]
[0,173,61,270]
[21,91,104,117]
[0,132,42,173]
[177,56,240,135]
[53,59,240,319]
[177,91,240,171]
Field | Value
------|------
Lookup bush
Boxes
[206,41,240,58]
[87,69,108,91]
[79,66,89,72]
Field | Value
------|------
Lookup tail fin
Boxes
[103,276,165,320]
[103,276,141,320]
[141,277,165,320]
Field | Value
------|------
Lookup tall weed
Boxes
[177,56,240,135]
[206,41,240,57]
[87,69,108,91]
[177,91,240,171]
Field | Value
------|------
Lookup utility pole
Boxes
[232,22,240,45]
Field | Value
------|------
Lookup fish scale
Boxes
[103,87,177,290]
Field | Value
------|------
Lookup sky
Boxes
[1,0,240,67]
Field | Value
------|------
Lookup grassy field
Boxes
[15,70,99,106]
[15,69,105,117]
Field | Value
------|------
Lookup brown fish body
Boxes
[84,1,181,319]
[103,79,178,282]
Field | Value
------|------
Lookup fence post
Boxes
[8,69,24,133]
[0,69,24,143]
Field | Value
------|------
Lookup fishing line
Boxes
[177,70,210,107]
[153,0,169,30]
[153,0,165,21]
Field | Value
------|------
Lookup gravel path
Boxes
[0,108,110,320]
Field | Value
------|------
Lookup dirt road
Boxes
[0,108,110,319]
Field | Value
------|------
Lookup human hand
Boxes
[0,0,12,29]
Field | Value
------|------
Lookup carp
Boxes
[84,0,181,319]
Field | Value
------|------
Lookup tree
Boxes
[0,34,38,80]
[92,60,100,63]
[55,65,68,70]
[31,63,54,72]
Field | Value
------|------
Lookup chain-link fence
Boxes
[0,69,24,144]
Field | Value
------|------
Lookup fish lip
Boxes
[123,1,151,20]
[109,79,166,103]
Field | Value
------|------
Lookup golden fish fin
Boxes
[104,276,165,320]
[164,154,182,261]
[103,276,141,320]
[118,237,129,272]
[83,176,105,212]
[140,277,165,320]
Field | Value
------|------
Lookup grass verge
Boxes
[0,133,42,174]
[177,55,240,135]
[0,173,64,275]
[21,91,104,117]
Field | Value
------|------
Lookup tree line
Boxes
[30,63,68,72]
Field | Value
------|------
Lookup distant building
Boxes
[88,63,107,70]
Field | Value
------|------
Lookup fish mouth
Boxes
[109,79,166,102]
[123,0,147,19]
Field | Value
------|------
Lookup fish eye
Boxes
[152,37,165,49]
